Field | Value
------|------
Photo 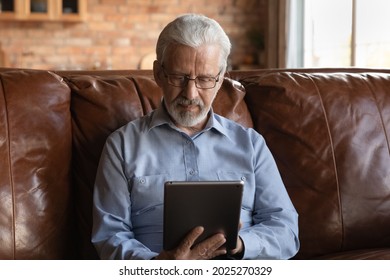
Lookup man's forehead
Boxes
[163,44,222,72]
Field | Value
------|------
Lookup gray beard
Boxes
[166,97,209,127]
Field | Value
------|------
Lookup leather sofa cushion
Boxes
[66,74,158,259]
[317,248,390,260]
[242,72,390,259]
[214,77,253,128]
[0,70,73,259]
[65,74,252,258]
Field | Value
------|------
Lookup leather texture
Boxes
[0,68,389,259]
[242,72,390,259]
[0,70,73,259]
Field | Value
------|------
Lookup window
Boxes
[354,0,390,67]
[289,0,390,68]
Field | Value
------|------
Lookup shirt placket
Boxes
[183,136,199,181]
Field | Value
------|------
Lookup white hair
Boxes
[156,14,231,71]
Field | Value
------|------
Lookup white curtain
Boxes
[286,0,304,68]
[266,0,304,68]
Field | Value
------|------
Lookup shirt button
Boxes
[241,176,246,182]
[139,178,146,184]
[189,170,195,175]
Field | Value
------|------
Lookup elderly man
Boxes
[92,13,299,260]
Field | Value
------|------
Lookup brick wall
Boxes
[0,0,267,70]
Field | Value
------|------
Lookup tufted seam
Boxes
[130,76,148,116]
[304,73,344,251]
[363,74,390,156]
[0,75,16,259]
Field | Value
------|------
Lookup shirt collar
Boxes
[148,102,230,139]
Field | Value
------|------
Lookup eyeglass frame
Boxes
[160,64,222,89]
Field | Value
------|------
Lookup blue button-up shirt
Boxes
[92,104,299,260]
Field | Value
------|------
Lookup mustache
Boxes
[174,96,203,106]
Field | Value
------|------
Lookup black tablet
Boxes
[163,180,244,251]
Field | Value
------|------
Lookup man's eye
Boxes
[171,76,185,81]
[197,77,213,82]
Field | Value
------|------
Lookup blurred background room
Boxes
[0,0,389,71]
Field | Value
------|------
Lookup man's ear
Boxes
[153,60,164,87]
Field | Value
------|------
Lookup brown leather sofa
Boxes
[0,67,389,259]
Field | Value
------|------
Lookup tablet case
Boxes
[163,180,244,251]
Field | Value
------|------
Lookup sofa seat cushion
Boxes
[317,248,390,260]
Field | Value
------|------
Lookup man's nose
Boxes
[182,79,199,100]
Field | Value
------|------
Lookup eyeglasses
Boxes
[161,64,221,89]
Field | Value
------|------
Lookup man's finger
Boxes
[179,226,204,250]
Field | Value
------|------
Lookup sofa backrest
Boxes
[1,68,389,259]
[0,69,74,259]
[240,71,390,259]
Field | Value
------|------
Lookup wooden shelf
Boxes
[0,0,86,21]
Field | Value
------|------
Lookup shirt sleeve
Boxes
[91,133,158,260]
[240,132,300,259]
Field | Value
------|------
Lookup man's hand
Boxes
[229,236,244,257]
[154,226,227,260]
[229,222,244,257]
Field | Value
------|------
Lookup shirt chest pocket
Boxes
[217,170,253,184]
[217,170,255,216]
[129,173,170,217]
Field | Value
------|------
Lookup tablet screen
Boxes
[163,180,244,251]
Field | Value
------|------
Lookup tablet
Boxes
[163,180,244,251]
